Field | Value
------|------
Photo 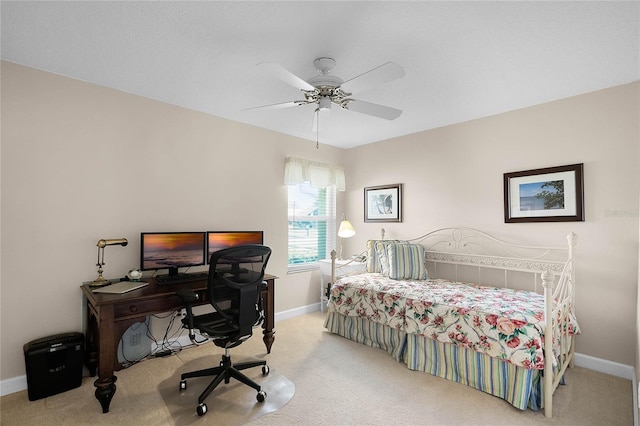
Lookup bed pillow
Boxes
[366,240,405,273]
[386,243,428,280]
[374,240,405,276]
[366,240,385,273]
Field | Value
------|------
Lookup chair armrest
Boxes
[176,288,199,303]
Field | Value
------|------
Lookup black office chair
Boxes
[176,245,272,417]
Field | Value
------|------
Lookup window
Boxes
[287,181,336,272]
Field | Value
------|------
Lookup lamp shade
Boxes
[338,220,356,238]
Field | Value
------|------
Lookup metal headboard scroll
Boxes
[404,227,569,274]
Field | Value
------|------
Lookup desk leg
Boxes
[87,303,118,413]
[94,376,117,413]
[263,329,275,353]
[262,278,275,353]
[85,305,99,377]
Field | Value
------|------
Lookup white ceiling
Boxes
[2,1,638,149]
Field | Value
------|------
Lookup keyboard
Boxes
[156,272,208,285]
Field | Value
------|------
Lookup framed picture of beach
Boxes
[364,184,402,223]
[504,163,584,223]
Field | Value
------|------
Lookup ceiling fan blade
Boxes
[259,62,316,92]
[242,100,306,112]
[344,99,402,120]
[340,62,405,95]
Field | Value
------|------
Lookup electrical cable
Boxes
[152,311,183,355]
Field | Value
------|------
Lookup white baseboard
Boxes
[274,302,321,322]
[2,304,631,398]
[573,352,634,379]
[1,375,27,397]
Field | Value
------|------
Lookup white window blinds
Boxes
[285,157,342,272]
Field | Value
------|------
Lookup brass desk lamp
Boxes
[91,238,128,287]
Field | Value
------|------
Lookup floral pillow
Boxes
[386,243,428,280]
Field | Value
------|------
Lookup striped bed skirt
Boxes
[324,311,544,411]
[323,310,407,362]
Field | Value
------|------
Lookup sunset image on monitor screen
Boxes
[208,231,263,259]
[142,233,205,270]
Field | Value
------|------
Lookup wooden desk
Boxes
[80,274,277,413]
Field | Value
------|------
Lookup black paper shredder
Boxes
[23,332,84,401]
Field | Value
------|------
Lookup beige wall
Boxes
[0,61,345,380]
[343,82,640,366]
[1,61,638,383]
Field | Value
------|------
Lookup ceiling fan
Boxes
[243,57,405,136]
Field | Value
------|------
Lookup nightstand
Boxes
[318,258,366,312]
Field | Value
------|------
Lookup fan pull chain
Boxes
[316,108,319,149]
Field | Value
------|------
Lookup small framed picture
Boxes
[504,163,584,223]
[365,184,402,223]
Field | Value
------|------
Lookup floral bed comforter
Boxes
[328,273,580,370]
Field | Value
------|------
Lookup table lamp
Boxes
[337,215,356,259]
[91,238,128,287]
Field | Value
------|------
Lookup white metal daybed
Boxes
[324,227,578,418]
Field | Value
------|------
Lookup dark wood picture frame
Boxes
[504,163,584,223]
[364,184,403,223]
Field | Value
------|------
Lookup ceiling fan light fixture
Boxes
[318,96,331,111]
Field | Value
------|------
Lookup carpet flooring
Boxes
[0,311,634,425]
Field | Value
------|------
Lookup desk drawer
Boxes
[113,295,184,318]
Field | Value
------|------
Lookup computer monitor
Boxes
[140,232,206,276]
[207,231,264,262]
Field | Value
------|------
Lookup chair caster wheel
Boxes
[257,390,267,402]
[262,365,270,375]
[179,380,187,391]
[197,403,208,416]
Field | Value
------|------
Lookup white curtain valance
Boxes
[284,157,346,191]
